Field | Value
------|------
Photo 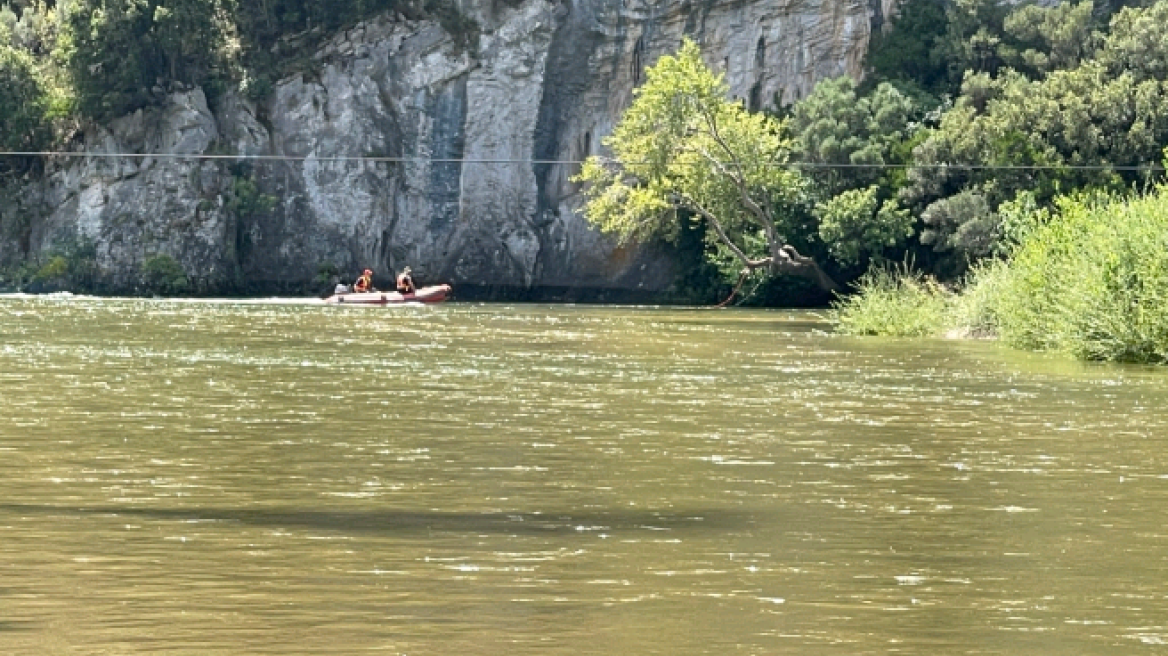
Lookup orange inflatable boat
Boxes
[324,284,452,305]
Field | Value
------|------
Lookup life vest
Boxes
[396,273,415,294]
[354,274,372,292]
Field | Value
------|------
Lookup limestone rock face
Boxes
[30,90,235,290]
[8,0,882,295]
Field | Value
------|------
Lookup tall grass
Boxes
[948,258,1009,339]
[993,187,1168,363]
[833,185,1168,364]
[829,263,949,337]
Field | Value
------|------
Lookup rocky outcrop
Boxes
[29,90,235,290]
[7,0,882,297]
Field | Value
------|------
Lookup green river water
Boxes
[2,294,1168,655]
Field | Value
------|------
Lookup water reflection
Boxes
[2,296,1168,654]
[0,503,754,536]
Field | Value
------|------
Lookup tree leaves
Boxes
[575,39,840,294]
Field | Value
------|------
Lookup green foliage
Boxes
[1096,0,1168,80]
[31,236,99,290]
[919,188,996,260]
[916,0,1168,196]
[866,0,951,93]
[932,0,1013,90]
[791,76,921,195]
[842,185,1168,364]
[0,41,51,159]
[947,258,1009,338]
[666,214,727,303]
[829,263,950,337]
[33,253,67,282]
[61,0,227,121]
[994,190,1051,253]
[988,187,1168,362]
[575,38,829,290]
[2,1,59,55]
[313,261,340,285]
[140,253,189,294]
[0,259,39,290]
[899,1,1168,275]
[0,3,61,176]
[1003,1,1100,76]
[226,171,276,219]
[815,186,913,267]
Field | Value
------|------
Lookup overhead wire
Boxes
[0,150,1164,172]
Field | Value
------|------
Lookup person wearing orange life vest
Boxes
[353,268,376,293]
[396,266,416,295]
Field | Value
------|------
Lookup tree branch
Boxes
[688,143,782,247]
[676,193,769,269]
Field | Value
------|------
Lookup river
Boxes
[2,295,1168,655]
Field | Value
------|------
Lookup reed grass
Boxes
[833,185,1168,364]
[829,263,949,337]
[993,187,1168,363]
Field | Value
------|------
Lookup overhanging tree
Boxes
[575,38,841,295]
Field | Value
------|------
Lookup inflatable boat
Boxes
[324,284,452,305]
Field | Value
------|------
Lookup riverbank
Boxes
[832,184,1168,364]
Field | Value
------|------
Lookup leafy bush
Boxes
[29,237,99,291]
[844,185,1168,363]
[0,41,51,175]
[61,0,228,121]
[226,173,276,219]
[33,253,68,283]
[866,0,951,92]
[830,263,950,337]
[815,185,913,267]
[947,258,1009,338]
[991,187,1168,362]
[919,189,997,262]
[791,77,922,195]
[140,253,189,295]
[313,261,340,285]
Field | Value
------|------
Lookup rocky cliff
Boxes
[7,0,884,297]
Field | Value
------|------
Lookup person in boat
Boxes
[354,268,376,293]
[396,266,416,295]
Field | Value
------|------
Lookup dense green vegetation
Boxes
[834,183,1168,363]
[140,253,189,294]
[580,0,1168,312]
[813,0,1168,280]
[987,185,1168,362]
[829,0,1168,363]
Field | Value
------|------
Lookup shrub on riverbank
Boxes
[829,264,949,337]
[992,187,1168,362]
[834,185,1168,364]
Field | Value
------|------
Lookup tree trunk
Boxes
[771,245,841,295]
